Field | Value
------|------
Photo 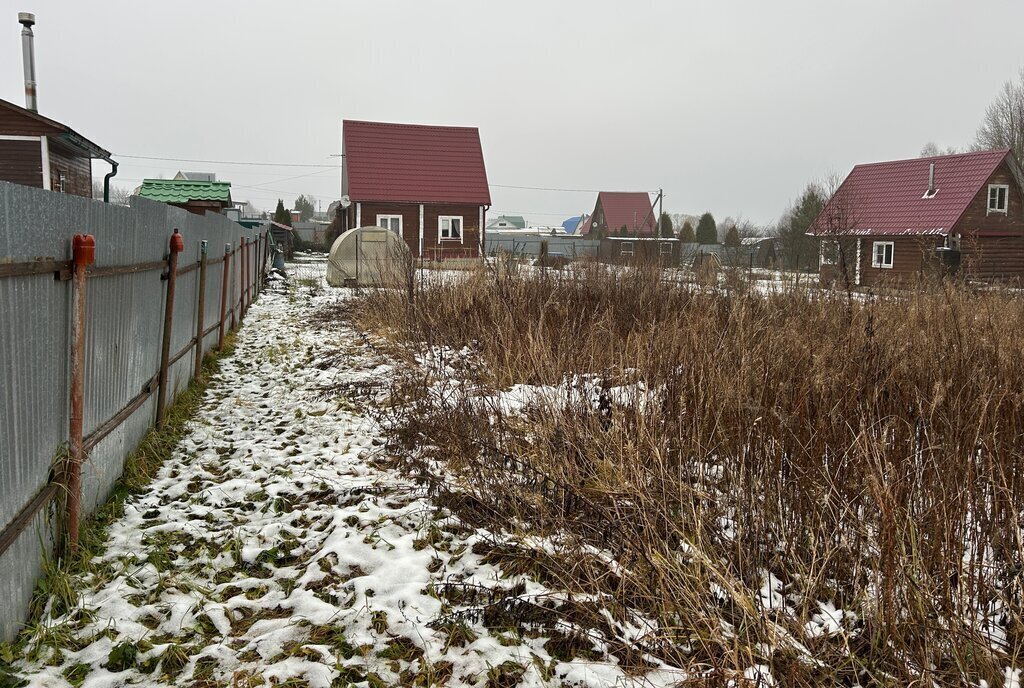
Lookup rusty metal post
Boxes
[67,233,95,551]
[194,240,208,377]
[218,243,231,349]
[243,236,251,314]
[231,241,239,330]
[156,229,184,427]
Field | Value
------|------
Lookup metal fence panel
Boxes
[484,234,600,258]
[0,182,266,641]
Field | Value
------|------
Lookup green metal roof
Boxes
[138,179,232,204]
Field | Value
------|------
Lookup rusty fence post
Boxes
[194,240,208,377]
[243,236,251,315]
[231,241,239,330]
[67,233,95,551]
[156,229,184,427]
[218,243,231,349]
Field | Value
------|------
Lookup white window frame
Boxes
[658,242,672,256]
[987,184,1009,215]
[438,215,464,243]
[871,241,894,269]
[620,241,634,257]
[376,214,402,235]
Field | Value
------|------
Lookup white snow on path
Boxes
[10,272,684,688]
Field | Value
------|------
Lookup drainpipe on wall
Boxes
[102,158,118,203]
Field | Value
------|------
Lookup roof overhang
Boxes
[806,227,947,238]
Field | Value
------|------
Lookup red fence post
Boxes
[218,243,231,349]
[194,240,208,378]
[232,241,239,330]
[67,233,95,551]
[243,236,251,314]
[156,229,184,427]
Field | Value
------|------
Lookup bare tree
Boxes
[920,142,961,157]
[974,68,1024,163]
[91,180,133,205]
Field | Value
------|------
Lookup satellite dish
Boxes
[339,195,352,209]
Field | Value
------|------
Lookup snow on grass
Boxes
[8,265,685,687]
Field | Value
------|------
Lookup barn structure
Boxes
[340,119,491,261]
[0,97,115,200]
[809,148,1024,286]
[581,192,656,237]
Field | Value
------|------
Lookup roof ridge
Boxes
[343,119,480,132]
[852,148,1010,169]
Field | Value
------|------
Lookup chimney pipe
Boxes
[19,12,37,112]
[928,162,936,195]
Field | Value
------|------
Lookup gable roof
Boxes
[592,192,656,234]
[0,97,111,159]
[138,179,232,204]
[343,119,490,205]
[487,215,526,229]
[810,148,1017,237]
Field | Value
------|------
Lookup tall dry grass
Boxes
[350,262,1024,685]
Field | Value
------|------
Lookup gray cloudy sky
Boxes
[2,0,1022,225]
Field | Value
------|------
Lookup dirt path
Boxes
[8,273,682,688]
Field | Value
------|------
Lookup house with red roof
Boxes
[581,192,656,237]
[340,119,491,260]
[809,148,1024,286]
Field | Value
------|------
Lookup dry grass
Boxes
[349,262,1024,686]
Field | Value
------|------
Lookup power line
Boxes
[113,154,336,168]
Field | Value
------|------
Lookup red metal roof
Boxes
[810,148,1014,237]
[588,192,656,235]
[343,120,490,205]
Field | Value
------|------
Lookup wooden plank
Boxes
[0,259,69,279]
[82,374,158,453]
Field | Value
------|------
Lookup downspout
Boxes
[102,157,118,203]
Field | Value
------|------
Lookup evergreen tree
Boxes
[678,220,696,243]
[695,212,717,244]
[294,194,316,222]
[658,212,674,238]
[724,225,741,247]
[777,185,826,270]
[273,199,292,227]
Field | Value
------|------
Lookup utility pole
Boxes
[659,188,664,236]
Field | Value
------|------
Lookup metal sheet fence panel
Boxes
[484,234,600,258]
[0,182,262,642]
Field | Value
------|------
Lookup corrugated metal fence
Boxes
[0,181,268,642]
[484,233,600,259]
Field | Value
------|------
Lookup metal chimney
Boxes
[19,12,37,112]
[927,162,936,195]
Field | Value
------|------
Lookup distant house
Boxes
[268,220,295,257]
[599,236,680,265]
[173,171,217,182]
[0,97,114,198]
[561,214,590,235]
[138,178,233,216]
[581,192,656,237]
[487,215,526,230]
[809,149,1024,285]
[341,119,491,260]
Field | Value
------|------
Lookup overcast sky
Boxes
[2,0,1022,226]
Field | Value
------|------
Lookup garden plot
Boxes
[5,271,685,688]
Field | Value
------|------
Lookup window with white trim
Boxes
[620,241,634,257]
[376,214,402,234]
[659,242,672,256]
[439,215,463,241]
[871,241,894,269]
[988,184,1009,214]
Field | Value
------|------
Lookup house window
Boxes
[620,241,634,257]
[988,184,1009,214]
[871,241,894,269]
[439,216,463,241]
[377,215,402,234]
[659,242,672,256]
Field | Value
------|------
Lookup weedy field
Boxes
[350,261,1024,686]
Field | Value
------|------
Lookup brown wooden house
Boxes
[0,97,114,198]
[599,237,680,266]
[340,120,491,261]
[809,148,1024,286]
[581,192,656,237]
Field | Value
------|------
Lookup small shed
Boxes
[138,179,233,216]
[326,226,411,287]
